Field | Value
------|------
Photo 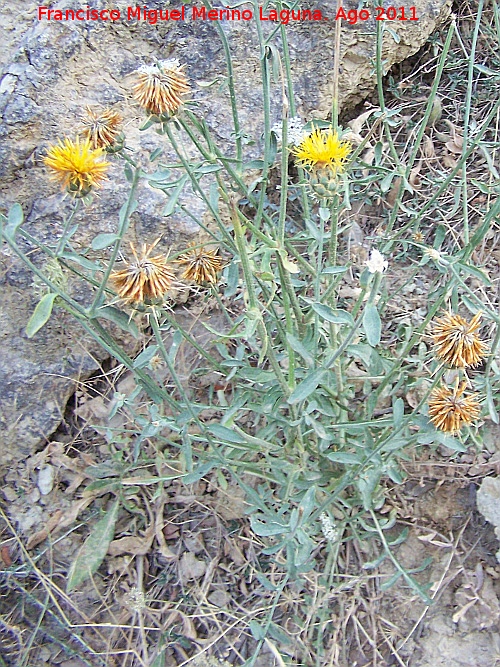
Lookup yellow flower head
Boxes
[428,381,481,433]
[132,60,189,116]
[293,127,351,173]
[176,244,223,285]
[43,136,109,194]
[432,311,487,369]
[80,106,123,149]
[110,240,175,304]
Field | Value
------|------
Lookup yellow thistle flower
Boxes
[110,240,174,304]
[293,127,351,173]
[132,60,189,116]
[80,106,123,149]
[428,381,481,433]
[412,231,425,243]
[43,136,109,194]
[176,245,223,285]
[432,311,487,368]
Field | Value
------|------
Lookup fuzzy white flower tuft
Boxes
[425,248,444,262]
[366,249,388,274]
[137,59,181,75]
[320,512,340,543]
[159,58,181,70]
[271,116,306,146]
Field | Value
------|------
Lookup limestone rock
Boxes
[476,476,500,563]
[0,0,451,466]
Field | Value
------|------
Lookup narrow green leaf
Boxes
[183,461,217,484]
[298,486,316,524]
[133,345,159,369]
[164,174,188,216]
[149,147,163,162]
[326,451,362,464]
[97,306,139,339]
[4,203,24,239]
[286,333,314,367]
[486,381,499,424]
[380,171,395,193]
[249,620,265,641]
[124,163,134,182]
[195,164,222,174]
[321,266,348,275]
[83,479,122,495]
[268,621,292,645]
[393,397,404,427]
[250,516,287,537]
[26,293,57,338]
[243,159,265,170]
[312,302,354,325]
[119,199,138,225]
[150,650,166,667]
[61,252,101,271]
[363,303,381,347]
[456,261,492,286]
[255,572,277,591]
[207,424,247,444]
[209,181,220,214]
[91,233,120,250]
[225,260,239,298]
[380,571,402,591]
[434,430,467,452]
[288,369,327,404]
[66,500,119,591]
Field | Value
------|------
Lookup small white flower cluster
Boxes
[138,59,181,75]
[319,512,340,543]
[124,586,146,612]
[366,249,388,274]
[271,116,307,146]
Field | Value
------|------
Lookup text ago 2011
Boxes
[336,6,419,24]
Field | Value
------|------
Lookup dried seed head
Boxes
[80,106,123,149]
[110,240,174,304]
[428,381,481,433]
[132,60,189,116]
[432,311,487,368]
[176,245,223,285]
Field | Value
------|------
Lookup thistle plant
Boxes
[1,2,500,663]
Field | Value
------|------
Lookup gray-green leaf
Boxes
[67,500,119,591]
[363,303,381,347]
[4,203,24,240]
[97,306,139,339]
[288,369,327,404]
[91,233,120,250]
[312,302,354,325]
[26,293,57,338]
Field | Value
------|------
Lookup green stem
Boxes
[231,204,290,396]
[328,195,340,272]
[252,0,273,230]
[202,0,242,164]
[277,255,305,335]
[159,309,226,373]
[55,199,81,256]
[332,0,342,131]
[79,317,177,409]
[369,510,433,604]
[89,166,141,316]
[4,238,88,318]
[461,0,484,245]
